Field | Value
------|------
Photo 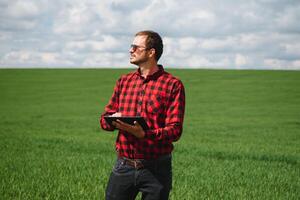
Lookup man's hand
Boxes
[112,120,145,139]
[111,112,122,117]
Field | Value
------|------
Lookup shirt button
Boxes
[138,101,142,105]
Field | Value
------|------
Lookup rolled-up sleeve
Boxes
[99,78,121,131]
[144,80,185,142]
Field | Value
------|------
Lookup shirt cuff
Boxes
[100,116,115,131]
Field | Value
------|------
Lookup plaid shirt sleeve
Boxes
[144,80,185,143]
[99,78,121,131]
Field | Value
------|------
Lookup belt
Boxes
[122,158,144,169]
[118,154,171,170]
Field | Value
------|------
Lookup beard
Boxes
[130,54,149,66]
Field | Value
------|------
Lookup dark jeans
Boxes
[105,154,172,200]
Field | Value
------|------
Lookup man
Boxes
[100,30,185,200]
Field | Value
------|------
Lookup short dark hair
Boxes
[135,30,163,61]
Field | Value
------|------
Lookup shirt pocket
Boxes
[146,94,166,114]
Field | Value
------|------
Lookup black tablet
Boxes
[104,116,149,130]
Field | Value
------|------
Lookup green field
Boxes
[0,69,299,199]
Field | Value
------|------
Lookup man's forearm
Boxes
[144,123,183,142]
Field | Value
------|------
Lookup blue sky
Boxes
[1,0,300,69]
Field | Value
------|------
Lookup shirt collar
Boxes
[135,65,164,81]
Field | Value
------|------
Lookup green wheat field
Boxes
[0,69,299,199]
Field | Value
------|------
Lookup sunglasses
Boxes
[130,44,150,51]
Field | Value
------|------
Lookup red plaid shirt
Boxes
[100,65,185,159]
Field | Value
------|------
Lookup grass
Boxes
[0,68,299,199]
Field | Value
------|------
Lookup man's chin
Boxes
[130,58,147,66]
[130,60,138,65]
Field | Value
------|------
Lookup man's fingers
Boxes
[112,120,124,128]
[115,119,132,129]
[112,119,144,138]
[112,121,119,128]
[116,119,127,126]
[134,121,141,127]
[113,120,142,134]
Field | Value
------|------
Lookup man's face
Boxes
[130,35,150,65]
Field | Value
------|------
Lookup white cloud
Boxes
[1,50,74,67]
[0,0,300,69]
[201,37,235,51]
[235,54,248,67]
[276,4,300,33]
[5,1,40,19]
[53,3,97,35]
[284,42,300,57]
[65,35,121,52]
[0,0,44,30]
[82,52,128,67]
[264,58,300,70]
[178,37,199,52]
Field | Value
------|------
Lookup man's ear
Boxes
[148,48,156,58]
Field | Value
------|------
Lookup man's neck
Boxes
[139,63,159,78]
